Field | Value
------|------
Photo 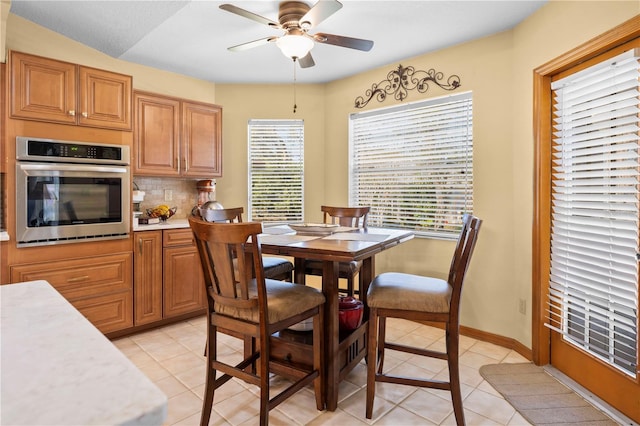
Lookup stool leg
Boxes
[365,308,378,419]
[446,324,465,426]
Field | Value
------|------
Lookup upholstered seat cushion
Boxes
[232,257,294,280]
[215,279,325,324]
[262,256,294,279]
[305,259,362,275]
[367,272,452,313]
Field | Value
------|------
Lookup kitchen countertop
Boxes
[0,280,168,425]
[133,217,190,231]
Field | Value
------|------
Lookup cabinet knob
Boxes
[68,110,75,116]
[82,112,88,118]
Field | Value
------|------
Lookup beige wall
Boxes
[214,84,327,222]
[321,1,639,347]
[4,1,639,350]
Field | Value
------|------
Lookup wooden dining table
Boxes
[259,225,414,411]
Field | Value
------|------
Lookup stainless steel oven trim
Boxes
[16,162,130,247]
[16,136,130,166]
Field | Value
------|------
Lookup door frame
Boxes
[532,14,640,366]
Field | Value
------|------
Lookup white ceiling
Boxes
[10,0,547,84]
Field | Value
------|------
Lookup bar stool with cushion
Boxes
[365,214,482,426]
[198,207,295,282]
[189,217,325,426]
[304,205,370,296]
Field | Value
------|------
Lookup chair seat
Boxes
[263,257,294,279]
[215,279,325,324]
[367,272,452,313]
[305,259,362,276]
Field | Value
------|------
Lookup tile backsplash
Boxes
[133,177,215,219]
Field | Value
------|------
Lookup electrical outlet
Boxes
[518,299,526,315]
[164,190,172,202]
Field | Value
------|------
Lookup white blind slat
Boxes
[349,92,473,238]
[547,49,639,377]
[248,120,304,223]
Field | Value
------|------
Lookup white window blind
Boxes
[349,92,473,239]
[548,49,639,377]
[248,120,304,223]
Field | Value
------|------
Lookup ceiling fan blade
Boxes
[219,4,280,28]
[300,0,343,29]
[314,33,374,51]
[228,37,276,52]
[298,52,315,68]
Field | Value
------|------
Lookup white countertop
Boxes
[133,218,190,231]
[0,280,168,425]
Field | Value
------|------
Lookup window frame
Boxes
[247,119,304,224]
[348,91,474,240]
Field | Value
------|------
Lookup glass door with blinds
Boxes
[547,47,639,416]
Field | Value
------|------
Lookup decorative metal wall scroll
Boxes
[354,64,461,108]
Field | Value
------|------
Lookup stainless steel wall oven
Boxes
[16,137,130,247]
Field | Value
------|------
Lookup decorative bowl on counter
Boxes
[146,205,177,221]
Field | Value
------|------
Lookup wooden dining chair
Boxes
[189,217,325,426]
[365,214,482,426]
[304,205,370,296]
[198,207,295,282]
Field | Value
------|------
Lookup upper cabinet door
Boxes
[134,91,222,178]
[133,91,181,176]
[9,51,132,130]
[10,51,77,125]
[182,101,222,178]
[78,66,132,130]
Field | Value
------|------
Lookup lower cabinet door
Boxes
[163,245,205,318]
[133,231,163,325]
[73,290,133,334]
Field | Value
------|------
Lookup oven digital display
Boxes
[27,141,122,161]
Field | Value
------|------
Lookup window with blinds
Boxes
[349,92,473,239]
[548,49,639,376]
[248,119,304,223]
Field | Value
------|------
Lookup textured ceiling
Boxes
[10,0,547,84]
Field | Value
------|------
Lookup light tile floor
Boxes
[112,315,534,425]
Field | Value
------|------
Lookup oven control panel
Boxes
[16,137,130,165]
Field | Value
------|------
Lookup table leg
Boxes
[322,260,340,411]
[360,256,375,319]
[293,257,306,284]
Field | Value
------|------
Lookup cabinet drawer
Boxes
[163,228,194,247]
[73,290,133,334]
[10,252,132,301]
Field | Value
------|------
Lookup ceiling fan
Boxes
[219,0,374,68]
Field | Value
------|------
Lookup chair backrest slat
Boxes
[189,217,264,310]
[321,205,370,228]
[447,214,482,311]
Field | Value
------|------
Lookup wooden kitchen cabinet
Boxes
[133,231,163,325]
[163,228,206,318]
[10,252,133,334]
[134,90,222,177]
[9,51,132,130]
[133,228,205,324]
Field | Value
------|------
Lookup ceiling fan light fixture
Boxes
[276,34,314,59]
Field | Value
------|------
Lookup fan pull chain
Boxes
[293,59,297,114]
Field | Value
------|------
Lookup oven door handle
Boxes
[18,163,129,174]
